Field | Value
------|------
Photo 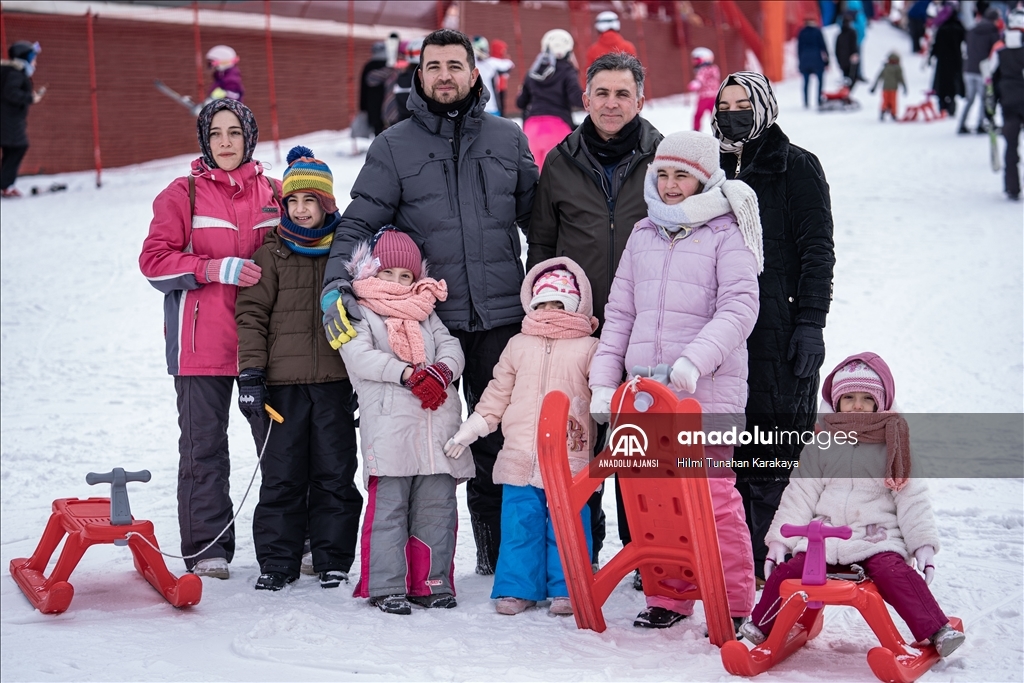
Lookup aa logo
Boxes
[609,424,648,458]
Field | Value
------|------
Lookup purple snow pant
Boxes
[751,551,949,642]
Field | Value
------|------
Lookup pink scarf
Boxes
[820,412,911,492]
[520,308,598,339]
[352,276,448,365]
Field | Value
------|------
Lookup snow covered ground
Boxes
[2,20,1021,683]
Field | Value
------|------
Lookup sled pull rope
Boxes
[124,417,276,561]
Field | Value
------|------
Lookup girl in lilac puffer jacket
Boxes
[589,130,762,630]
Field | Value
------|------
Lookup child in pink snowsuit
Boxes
[589,130,761,629]
[689,48,721,131]
[739,353,965,658]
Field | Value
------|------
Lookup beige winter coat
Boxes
[340,307,474,487]
[765,439,940,565]
[473,258,599,489]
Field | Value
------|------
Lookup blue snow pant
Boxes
[491,484,592,601]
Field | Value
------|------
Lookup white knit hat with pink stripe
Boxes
[648,131,722,186]
[830,360,886,411]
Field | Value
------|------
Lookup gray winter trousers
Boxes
[959,72,986,131]
[354,474,458,599]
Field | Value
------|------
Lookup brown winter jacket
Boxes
[236,230,348,385]
[525,116,662,327]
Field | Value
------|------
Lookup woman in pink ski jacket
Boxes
[589,130,761,629]
[139,99,281,578]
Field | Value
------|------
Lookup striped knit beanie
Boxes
[711,71,778,154]
[197,98,258,168]
[830,360,886,412]
[281,146,337,213]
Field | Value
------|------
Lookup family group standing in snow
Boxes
[138,25,963,658]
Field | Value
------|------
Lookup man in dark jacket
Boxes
[994,7,1024,200]
[713,72,835,582]
[1,40,43,198]
[359,42,390,137]
[526,51,662,566]
[797,17,829,108]
[960,7,1001,133]
[322,28,539,575]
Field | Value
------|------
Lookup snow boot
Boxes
[632,569,643,591]
[471,513,499,575]
[370,594,412,615]
[495,597,536,615]
[409,593,457,609]
[548,597,573,615]
[254,572,294,591]
[738,618,766,644]
[192,557,229,580]
[633,606,687,629]
[931,624,965,657]
[319,570,348,589]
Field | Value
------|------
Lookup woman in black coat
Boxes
[1,40,43,197]
[712,71,836,581]
[834,14,862,89]
[931,12,966,116]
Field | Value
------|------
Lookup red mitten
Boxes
[408,363,452,411]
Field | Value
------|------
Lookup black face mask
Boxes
[716,110,755,142]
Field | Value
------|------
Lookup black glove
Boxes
[238,367,270,436]
[787,325,826,379]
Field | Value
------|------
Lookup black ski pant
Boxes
[734,477,790,579]
[252,381,363,579]
[587,422,608,563]
[1,145,28,190]
[1003,104,1023,198]
[450,323,520,573]
[175,375,245,569]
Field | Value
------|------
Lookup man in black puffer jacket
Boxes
[713,72,835,582]
[323,29,538,576]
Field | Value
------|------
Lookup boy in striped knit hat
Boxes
[235,146,364,592]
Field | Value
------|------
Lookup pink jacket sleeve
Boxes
[139,179,209,293]
[589,236,637,389]
[473,339,517,432]
[682,228,760,376]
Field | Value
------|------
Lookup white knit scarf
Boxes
[644,168,764,273]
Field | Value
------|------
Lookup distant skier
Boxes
[993,6,1024,200]
[206,45,244,103]
[472,36,514,116]
[870,52,908,120]
[516,28,582,170]
[959,6,1001,134]
[585,11,637,70]
[688,47,721,128]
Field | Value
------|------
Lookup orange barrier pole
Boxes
[510,0,525,78]
[86,11,102,187]
[761,0,785,81]
[347,0,356,128]
[673,1,690,93]
[720,0,763,67]
[711,1,730,76]
[263,0,280,163]
[192,1,204,101]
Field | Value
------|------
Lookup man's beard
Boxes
[429,83,466,104]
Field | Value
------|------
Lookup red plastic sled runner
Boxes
[537,378,735,646]
[10,497,202,614]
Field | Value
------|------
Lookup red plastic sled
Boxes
[10,497,202,614]
[537,378,735,646]
[720,521,963,683]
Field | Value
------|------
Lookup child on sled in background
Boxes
[340,227,474,615]
[870,52,908,120]
[235,146,363,592]
[445,258,598,616]
[739,353,966,658]
[589,130,761,629]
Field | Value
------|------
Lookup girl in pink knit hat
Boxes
[589,130,762,630]
[739,353,965,659]
[444,257,599,617]
[339,227,474,615]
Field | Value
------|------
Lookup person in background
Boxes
[383,38,423,127]
[993,5,1024,200]
[140,99,282,580]
[585,11,637,69]
[907,0,931,52]
[205,45,244,103]
[797,16,829,109]
[930,1,965,117]
[360,42,390,136]
[688,47,721,130]
[960,6,1001,134]
[712,72,835,585]
[835,12,864,91]
[870,52,908,120]
[472,36,515,116]
[1,40,44,198]
[516,28,583,171]
[491,39,511,116]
